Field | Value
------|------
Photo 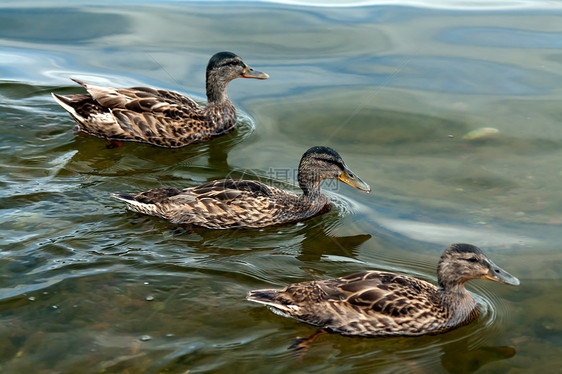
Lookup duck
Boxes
[51,51,269,148]
[247,243,520,337]
[111,146,371,229]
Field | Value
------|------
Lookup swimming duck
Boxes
[111,146,371,229]
[51,51,269,148]
[247,243,519,337]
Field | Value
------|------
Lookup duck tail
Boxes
[51,92,82,118]
[51,91,97,128]
[247,289,279,304]
[69,77,89,88]
[111,192,161,217]
[247,289,300,319]
[111,193,136,203]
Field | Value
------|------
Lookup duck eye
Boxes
[467,257,479,263]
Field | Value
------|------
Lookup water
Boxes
[1,1,561,373]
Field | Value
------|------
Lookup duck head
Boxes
[297,146,371,197]
[437,243,520,289]
[206,51,268,103]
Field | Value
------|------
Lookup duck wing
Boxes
[53,79,232,148]
[74,79,199,112]
[111,179,302,229]
[83,81,199,110]
[248,271,447,336]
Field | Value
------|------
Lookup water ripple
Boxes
[257,0,562,10]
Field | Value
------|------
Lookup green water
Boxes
[0,1,561,373]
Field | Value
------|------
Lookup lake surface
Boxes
[1,1,561,373]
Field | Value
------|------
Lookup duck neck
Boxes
[204,73,237,132]
[298,167,324,200]
[206,72,230,105]
[436,283,479,328]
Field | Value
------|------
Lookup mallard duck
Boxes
[111,146,371,229]
[51,51,269,148]
[247,243,519,337]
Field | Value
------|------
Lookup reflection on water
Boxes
[297,228,372,263]
[441,342,516,374]
[1,1,561,373]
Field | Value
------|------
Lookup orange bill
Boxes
[338,167,371,193]
[241,65,269,79]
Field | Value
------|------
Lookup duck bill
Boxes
[241,66,269,79]
[338,168,371,193]
[482,260,520,286]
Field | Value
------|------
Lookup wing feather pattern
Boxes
[247,271,454,336]
[52,79,236,148]
[111,179,326,229]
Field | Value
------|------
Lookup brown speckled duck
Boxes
[111,146,371,229]
[51,52,269,148]
[247,244,519,337]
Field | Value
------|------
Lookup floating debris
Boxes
[462,127,499,140]
[146,296,154,301]
[28,296,36,302]
[140,335,152,342]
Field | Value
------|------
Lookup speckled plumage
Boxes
[111,146,371,229]
[51,52,268,148]
[247,244,520,336]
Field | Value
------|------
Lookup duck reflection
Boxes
[288,330,516,373]
[440,340,516,374]
[206,140,230,171]
[52,128,235,179]
[296,224,371,262]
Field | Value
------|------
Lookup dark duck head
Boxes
[205,51,269,104]
[437,243,520,290]
[435,243,519,328]
[297,146,371,198]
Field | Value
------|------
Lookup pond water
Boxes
[0,1,561,373]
